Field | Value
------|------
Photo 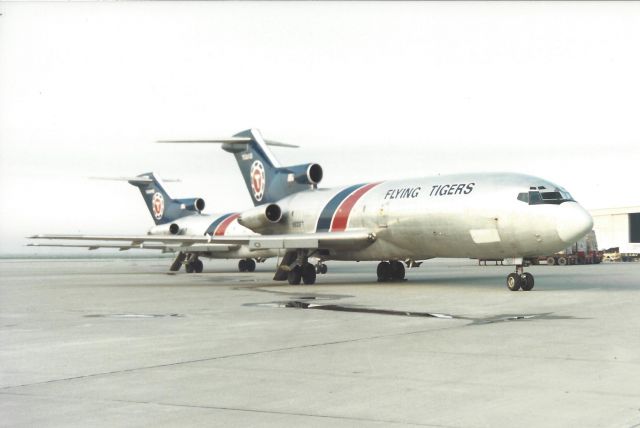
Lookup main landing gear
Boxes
[287,263,316,285]
[376,261,405,282]
[506,264,535,291]
[287,260,328,285]
[185,256,203,274]
[283,250,331,285]
[238,258,256,272]
[316,262,328,275]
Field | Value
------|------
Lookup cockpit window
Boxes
[517,187,575,205]
[541,191,562,200]
[529,191,543,204]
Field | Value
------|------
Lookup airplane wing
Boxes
[29,230,376,251]
[200,230,377,250]
[196,230,377,281]
[27,242,174,251]
[28,234,239,252]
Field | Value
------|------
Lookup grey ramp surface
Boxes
[1,259,639,427]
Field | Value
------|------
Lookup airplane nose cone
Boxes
[556,202,593,244]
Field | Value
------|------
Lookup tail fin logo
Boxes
[152,192,165,220]
[250,160,266,202]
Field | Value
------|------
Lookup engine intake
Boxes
[238,203,283,232]
[286,163,323,185]
[148,222,183,235]
[169,223,181,235]
[175,197,205,212]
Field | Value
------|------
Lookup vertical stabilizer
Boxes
[129,173,201,225]
[223,129,322,206]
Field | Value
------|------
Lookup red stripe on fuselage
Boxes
[214,213,240,236]
[330,182,381,232]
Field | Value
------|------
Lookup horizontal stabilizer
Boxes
[89,176,181,183]
[157,138,298,148]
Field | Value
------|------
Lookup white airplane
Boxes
[29,172,278,273]
[158,129,594,291]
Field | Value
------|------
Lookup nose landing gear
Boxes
[506,264,534,291]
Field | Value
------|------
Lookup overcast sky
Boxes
[1,2,639,254]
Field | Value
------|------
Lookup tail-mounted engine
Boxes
[284,163,323,186]
[175,198,205,212]
[238,203,283,233]
[148,222,183,235]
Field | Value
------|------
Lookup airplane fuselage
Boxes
[153,212,277,260]
[260,172,593,262]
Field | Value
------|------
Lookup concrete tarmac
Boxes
[1,258,639,427]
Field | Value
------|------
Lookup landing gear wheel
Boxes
[194,259,203,273]
[246,259,256,272]
[546,257,556,266]
[301,263,316,285]
[238,259,247,272]
[390,261,405,281]
[557,256,567,266]
[287,266,302,285]
[377,261,392,282]
[186,263,195,274]
[316,263,328,274]
[521,272,534,291]
[506,273,522,291]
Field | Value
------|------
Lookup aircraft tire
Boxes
[288,266,302,285]
[557,256,568,266]
[302,263,316,285]
[320,264,328,274]
[521,273,534,291]
[194,259,204,273]
[238,259,247,272]
[186,263,195,274]
[390,261,405,281]
[377,262,391,282]
[246,259,256,272]
[506,273,522,291]
[546,257,556,266]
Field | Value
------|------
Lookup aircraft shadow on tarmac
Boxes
[243,299,586,327]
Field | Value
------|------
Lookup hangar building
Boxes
[589,206,640,252]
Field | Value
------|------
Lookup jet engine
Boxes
[148,222,183,235]
[238,203,283,232]
[285,163,323,185]
[175,197,205,212]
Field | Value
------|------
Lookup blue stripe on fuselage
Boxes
[315,183,364,232]
[205,213,234,235]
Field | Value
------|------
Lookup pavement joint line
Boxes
[114,399,458,428]
[0,324,464,391]
[2,320,638,392]
[0,391,457,428]
[193,363,640,400]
